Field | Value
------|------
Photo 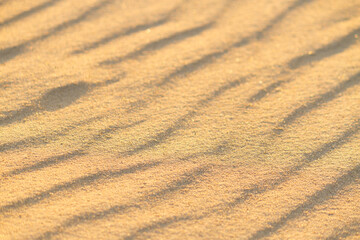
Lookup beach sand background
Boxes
[0,0,359,239]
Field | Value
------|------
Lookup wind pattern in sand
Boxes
[0,0,360,239]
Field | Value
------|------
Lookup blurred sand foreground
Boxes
[0,0,360,239]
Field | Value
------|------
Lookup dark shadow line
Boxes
[0,161,162,215]
[325,220,360,240]
[0,0,10,7]
[0,115,103,153]
[72,17,170,54]
[121,78,245,156]
[2,119,146,178]
[0,105,36,126]
[33,0,113,42]
[0,0,113,64]
[300,120,360,164]
[71,1,186,55]
[0,81,11,89]
[177,141,230,161]
[249,164,360,240]
[34,165,210,239]
[233,0,314,47]
[255,0,313,40]
[247,79,288,103]
[155,49,228,88]
[275,71,360,132]
[2,149,87,178]
[0,0,62,28]
[123,215,199,240]
[100,22,214,65]
[289,26,360,69]
[95,122,136,138]
[35,203,140,240]
[87,119,146,144]
[145,166,210,200]
[0,43,27,64]
[204,140,230,156]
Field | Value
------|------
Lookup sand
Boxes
[0,0,360,239]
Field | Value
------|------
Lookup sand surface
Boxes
[0,0,360,239]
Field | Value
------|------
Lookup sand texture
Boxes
[0,0,360,239]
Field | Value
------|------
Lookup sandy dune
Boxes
[0,0,360,239]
